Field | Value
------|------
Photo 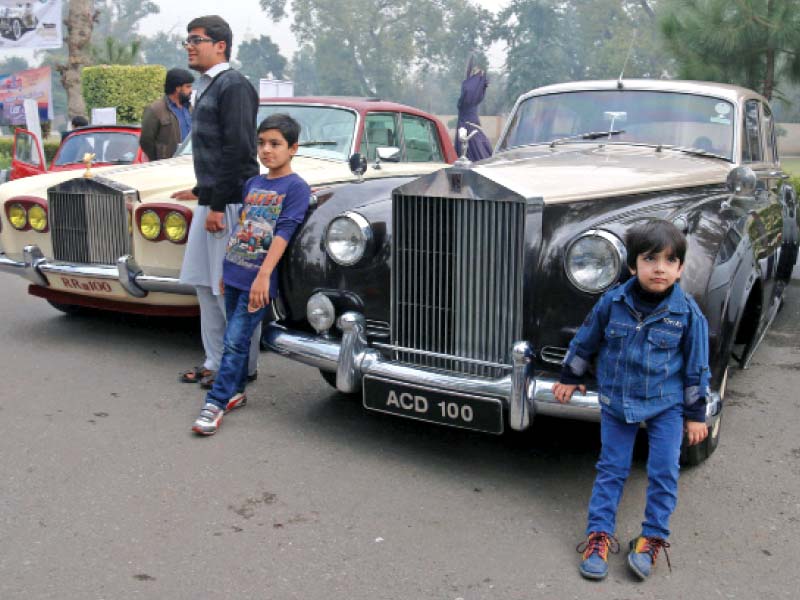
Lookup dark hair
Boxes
[625,219,687,270]
[257,113,301,147]
[187,15,232,61]
[164,68,194,95]
[71,115,89,128]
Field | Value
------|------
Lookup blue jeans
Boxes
[586,404,683,539]
[206,286,266,409]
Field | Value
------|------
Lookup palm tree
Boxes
[91,37,142,65]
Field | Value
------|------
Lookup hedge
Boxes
[0,135,61,163]
[82,65,166,124]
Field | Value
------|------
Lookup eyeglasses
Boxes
[182,35,215,48]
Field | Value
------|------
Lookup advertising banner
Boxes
[0,66,53,126]
[0,0,62,50]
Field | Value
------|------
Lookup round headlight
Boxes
[140,210,161,241]
[163,211,188,243]
[28,205,47,232]
[8,203,27,230]
[565,230,626,293]
[325,212,371,266]
[306,292,336,334]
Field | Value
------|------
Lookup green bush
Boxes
[82,65,166,124]
[0,135,61,166]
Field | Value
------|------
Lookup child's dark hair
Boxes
[257,113,301,146]
[625,219,687,269]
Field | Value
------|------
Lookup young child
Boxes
[192,113,311,435]
[552,219,710,581]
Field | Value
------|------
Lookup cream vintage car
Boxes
[0,98,456,315]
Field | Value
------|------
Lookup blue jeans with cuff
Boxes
[205,285,266,409]
[586,403,683,539]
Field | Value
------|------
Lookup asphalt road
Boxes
[0,276,798,600]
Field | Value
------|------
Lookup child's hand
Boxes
[552,382,586,404]
[248,272,270,312]
[219,277,224,295]
[685,420,708,445]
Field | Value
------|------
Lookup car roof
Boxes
[70,124,141,134]
[259,96,437,117]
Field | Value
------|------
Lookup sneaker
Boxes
[576,532,619,580]
[225,392,247,412]
[192,403,224,436]
[627,536,671,580]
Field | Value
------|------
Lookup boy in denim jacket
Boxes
[553,219,710,581]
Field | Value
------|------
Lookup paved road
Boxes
[0,276,798,599]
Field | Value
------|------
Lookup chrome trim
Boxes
[117,255,147,298]
[509,342,533,431]
[540,346,567,365]
[336,312,367,393]
[371,342,511,370]
[324,211,373,266]
[564,229,627,293]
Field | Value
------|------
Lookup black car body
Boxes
[264,79,799,464]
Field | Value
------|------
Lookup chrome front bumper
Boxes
[264,311,721,432]
[0,244,194,297]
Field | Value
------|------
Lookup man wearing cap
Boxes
[140,67,195,161]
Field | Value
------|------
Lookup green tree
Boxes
[660,0,800,100]
[91,37,143,65]
[237,35,287,84]
[289,45,319,95]
[93,0,159,45]
[0,56,29,74]
[142,32,187,70]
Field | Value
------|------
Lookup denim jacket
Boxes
[563,277,710,423]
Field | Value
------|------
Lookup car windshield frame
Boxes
[498,90,737,162]
[177,103,360,162]
[54,131,140,166]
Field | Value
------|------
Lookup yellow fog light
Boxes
[164,211,188,243]
[139,210,161,241]
[28,205,47,232]
[8,203,27,230]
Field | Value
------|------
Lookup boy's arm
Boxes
[682,304,711,423]
[248,237,289,311]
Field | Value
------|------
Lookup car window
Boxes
[55,132,139,166]
[500,90,736,161]
[762,103,778,164]
[14,131,40,166]
[401,114,444,162]
[742,100,763,163]
[257,104,357,160]
[361,113,399,162]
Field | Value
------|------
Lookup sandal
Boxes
[200,371,216,389]
[180,366,213,384]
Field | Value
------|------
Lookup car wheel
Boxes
[680,367,726,466]
[11,19,22,40]
[46,300,85,316]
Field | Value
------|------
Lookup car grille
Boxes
[48,177,133,264]
[390,192,526,378]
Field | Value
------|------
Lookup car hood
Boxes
[0,155,449,203]
[473,144,732,203]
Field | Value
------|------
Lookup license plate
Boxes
[363,376,504,434]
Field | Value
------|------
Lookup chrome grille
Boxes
[49,179,130,264]
[540,346,568,365]
[391,193,526,378]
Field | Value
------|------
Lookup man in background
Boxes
[140,67,194,161]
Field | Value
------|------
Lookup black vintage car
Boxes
[264,79,799,465]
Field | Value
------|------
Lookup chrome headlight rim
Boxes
[139,209,162,241]
[324,211,373,267]
[163,210,188,243]
[564,229,627,294]
[8,202,28,230]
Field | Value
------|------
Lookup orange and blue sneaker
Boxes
[576,532,619,580]
[627,535,671,580]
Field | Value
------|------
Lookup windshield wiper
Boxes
[656,145,729,161]
[549,130,625,148]
[299,140,337,147]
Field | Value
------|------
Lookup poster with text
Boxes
[0,66,53,126]
[0,0,62,50]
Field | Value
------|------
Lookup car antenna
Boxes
[617,30,638,89]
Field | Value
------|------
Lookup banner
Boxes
[0,0,62,50]
[0,66,53,126]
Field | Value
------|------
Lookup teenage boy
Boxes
[552,219,710,581]
[173,15,261,390]
[192,114,311,435]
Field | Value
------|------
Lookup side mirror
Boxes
[376,146,400,162]
[349,152,367,182]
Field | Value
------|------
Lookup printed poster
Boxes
[0,66,53,126]
[0,0,62,50]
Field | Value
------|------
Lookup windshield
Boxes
[178,104,358,161]
[500,90,735,161]
[55,132,139,166]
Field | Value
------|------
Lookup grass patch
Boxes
[782,157,800,178]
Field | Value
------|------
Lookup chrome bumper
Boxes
[263,311,721,432]
[0,245,194,297]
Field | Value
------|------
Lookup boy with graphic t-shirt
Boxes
[192,114,311,435]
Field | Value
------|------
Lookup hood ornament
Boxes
[454,126,479,169]
[82,153,96,178]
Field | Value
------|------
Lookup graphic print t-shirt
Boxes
[222,173,311,294]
